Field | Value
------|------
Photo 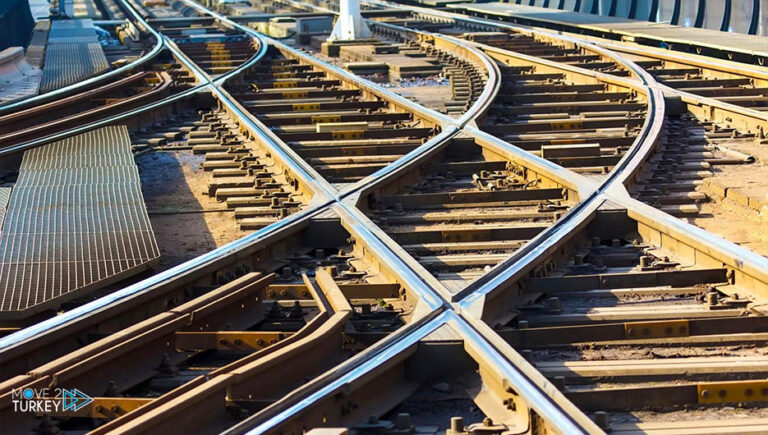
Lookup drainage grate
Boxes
[0,125,160,316]
[39,19,109,93]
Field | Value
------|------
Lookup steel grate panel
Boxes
[0,187,10,232]
[39,19,109,93]
[0,126,160,315]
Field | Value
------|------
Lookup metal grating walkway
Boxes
[39,19,109,93]
[0,126,160,317]
[0,188,10,231]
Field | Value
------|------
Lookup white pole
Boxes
[328,0,371,41]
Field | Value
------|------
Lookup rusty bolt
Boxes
[450,416,464,432]
[639,256,651,268]
[707,291,719,306]
[719,390,727,398]
[701,389,711,398]
[593,411,609,429]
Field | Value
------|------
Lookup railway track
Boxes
[473,203,768,433]
[224,43,446,185]
[358,136,580,294]
[1,209,429,433]
[0,2,198,149]
[155,19,259,76]
[131,102,311,231]
[0,60,194,148]
[0,0,766,434]
[476,47,646,174]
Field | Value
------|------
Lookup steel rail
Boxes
[1,0,464,349]
[158,4,768,434]
[169,4,465,305]
[0,1,268,158]
[5,1,767,433]
[0,2,604,433]
[0,3,164,114]
[0,0,221,158]
[0,86,203,158]
[242,310,596,434]
[223,0,497,129]
[0,204,325,351]
[454,14,768,129]
[129,4,338,200]
[352,0,675,303]
[176,0,473,196]
[388,3,767,263]
[399,0,768,307]
[182,7,658,432]
[365,21,501,127]
[239,310,452,434]
[223,34,458,197]
[301,0,668,307]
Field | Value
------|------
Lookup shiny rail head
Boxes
[224,310,592,434]
[342,134,584,301]
[0,206,447,433]
[462,197,768,326]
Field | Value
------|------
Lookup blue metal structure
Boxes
[510,0,767,35]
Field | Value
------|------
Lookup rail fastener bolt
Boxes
[593,411,610,430]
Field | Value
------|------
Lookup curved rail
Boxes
[0,6,165,114]
[2,1,767,434]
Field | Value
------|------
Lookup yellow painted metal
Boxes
[292,103,321,111]
[35,397,152,418]
[272,81,298,88]
[623,319,690,339]
[174,331,293,351]
[282,90,309,99]
[698,380,768,404]
[273,72,296,78]
[90,397,152,418]
[550,120,584,130]
[311,115,341,123]
[331,130,365,140]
